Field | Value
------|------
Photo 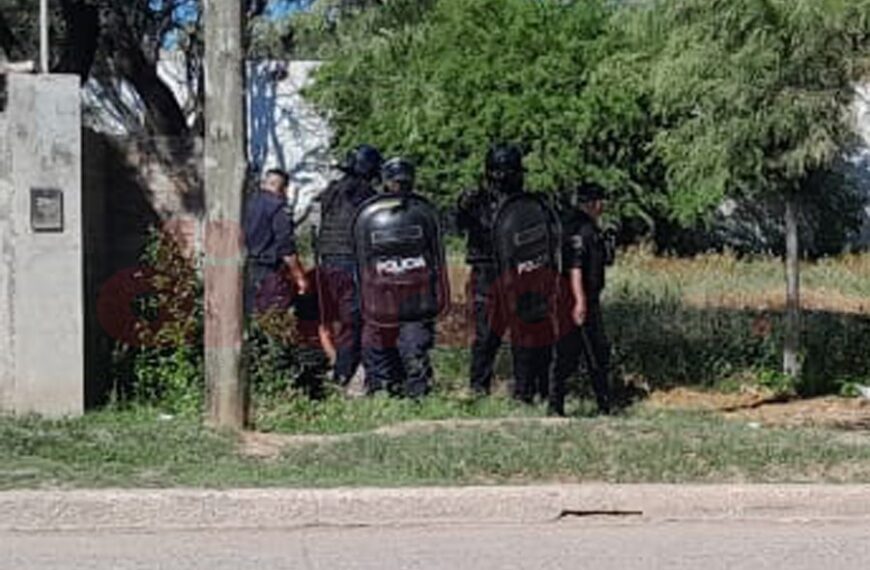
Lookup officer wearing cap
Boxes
[243,168,307,317]
[362,158,435,398]
[316,144,384,386]
[457,144,548,399]
[550,181,616,416]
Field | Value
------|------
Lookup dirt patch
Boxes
[725,397,870,430]
[684,288,870,315]
[648,387,870,430]
[436,303,473,349]
[239,417,572,459]
[648,386,779,411]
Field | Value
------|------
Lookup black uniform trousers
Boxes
[551,298,611,414]
[318,258,363,384]
[244,260,293,317]
[363,321,435,398]
[469,264,552,402]
[245,260,328,399]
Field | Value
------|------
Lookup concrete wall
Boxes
[0,74,83,417]
[246,61,336,223]
[81,131,170,405]
[0,113,12,410]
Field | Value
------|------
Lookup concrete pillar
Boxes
[0,113,12,410]
[0,74,83,417]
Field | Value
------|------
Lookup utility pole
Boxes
[203,0,248,429]
[39,0,49,72]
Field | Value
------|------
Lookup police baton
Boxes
[578,325,600,372]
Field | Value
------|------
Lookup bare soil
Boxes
[240,417,572,458]
[647,387,870,430]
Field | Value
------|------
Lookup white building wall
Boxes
[83,57,335,223]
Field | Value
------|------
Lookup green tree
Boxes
[305,0,660,211]
[636,0,870,376]
[250,0,435,60]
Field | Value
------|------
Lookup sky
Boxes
[161,0,315,23]
[267,0,316,18]
[154,0,315,49]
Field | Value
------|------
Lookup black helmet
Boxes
[575,181,607,203]
[485,144,524,193]
[382,157,416,192]
[485,144,522,176]
[343,144,384,180]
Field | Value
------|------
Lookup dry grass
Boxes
[647,387,870,431]
[614,247,870,314]
[446,248,870,313]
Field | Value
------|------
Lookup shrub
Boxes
[118,228,205,416]
[604,267,870,396]
[110,228,319,415]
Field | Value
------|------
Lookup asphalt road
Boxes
[4,518,870,570]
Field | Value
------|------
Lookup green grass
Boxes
[253,392,543,434]
[4,407,870,489]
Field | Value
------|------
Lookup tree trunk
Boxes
[783,197,801,378]
[204,0,247,429]
[54,1,100,83]
[111,42,191,137]
[1,10,21,59]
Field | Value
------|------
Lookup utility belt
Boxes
[319,254,356,264]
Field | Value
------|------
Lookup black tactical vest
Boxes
[318,176,375,259]
[456,187,509,265]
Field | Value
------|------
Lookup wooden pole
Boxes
[203,0,247,429]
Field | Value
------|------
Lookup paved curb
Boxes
[2,485,870,532]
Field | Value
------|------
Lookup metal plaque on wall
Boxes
[30,188,64,233]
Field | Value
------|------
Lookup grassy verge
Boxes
[253,392,544,434]
[3,407,870,490]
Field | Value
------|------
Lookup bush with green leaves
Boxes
[604,262,870,396]
[305,0,870,249]
[116,228,205,416]
[111,228,312,415]
[251,0,437,60]
[607,293,870,396]
[305,0,657,213]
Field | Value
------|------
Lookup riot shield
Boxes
[353,193,450,327]
[492,193,561,331]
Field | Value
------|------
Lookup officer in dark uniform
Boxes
[317,144,383,385]
[550,182,616,416]
[243,168,307,316]
[362,158,435,398]
[457,144,551,400]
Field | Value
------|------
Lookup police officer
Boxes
[457,144,552,401]
[550,182,615,416]
[317,144,383,386]
[243,168,307,317]
[362,158,435,398]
